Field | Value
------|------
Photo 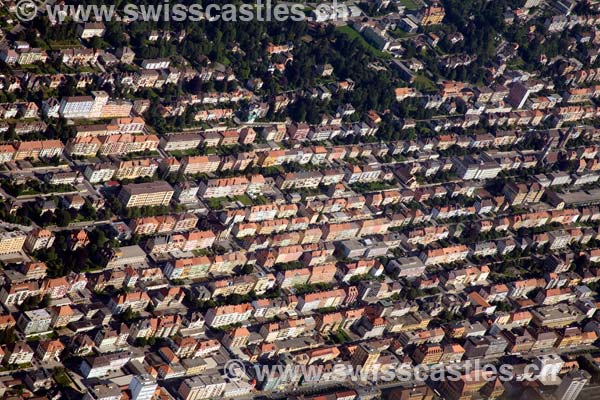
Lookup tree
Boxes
[0,327,17,345]
[120,307,139,322]
[56,209,72,227]
[19,295,42,312]
[241,264,254,274]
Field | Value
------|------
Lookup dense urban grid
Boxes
[0,0,599,399]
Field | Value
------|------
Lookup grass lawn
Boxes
[350,181,396,193]
[390,29,413,39]
[53,369,73,388]
[399,0,421,10]
[332,329,352,344]
[169,148,204,157]
[192,249,210,257]
[414,74,438,93]
[336,25,390,59]
[206,194,253,209]
[207,197,226,210]
[48,40,82,49]
[232,194,253,206]
[507,56,526,70]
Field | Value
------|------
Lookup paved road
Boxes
[47,219,112,232]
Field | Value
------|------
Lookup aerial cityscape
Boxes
[0,0,598,399]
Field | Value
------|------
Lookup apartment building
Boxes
[198,177,250,199]
[118,181,174,208]
[24,228,55,252]
[194,108,234,122]
[59,47,98,65]
[35,339,65,362]
[113,116,145,133]
[452,156,502,180]
[79,351,131,379]
[0,281,39,308]
[84,163,117,183]
[336,260,377,283]
[17,48,47,65]
[141,58,171,69]
[147,230,216,254]
[178,375,226,400]
[262,124,287,142]
[210,275,258,298]
[59,95,96,119]
[113,159,158,180]
[420,2,445,25]
[0,144,15,162]
[160,133,203,151]
[129,374,157,400]
[205,303,254,327]
[109,291,151,314]
[181,155,221,175]
[4,341,34,365]
[67,136,102,157]
[163,256,212,280]
[412,343,444,364]
[17,309,52,335]
[129,214,198,235]
[0,230,27,254]
[297,289,346,312]
[14,140,64,160]
[503,182,545,205]
[41,276,70,299]
[344,165,381,184]
[78,22,106,38]
[100,100,133,119]
[321,222,361,241]
[276,268,311,289]
[419,245,470,265]
[276,172,323,190]
[98,134,160,156]
[209,252,247,276]
[104,245,148,269]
